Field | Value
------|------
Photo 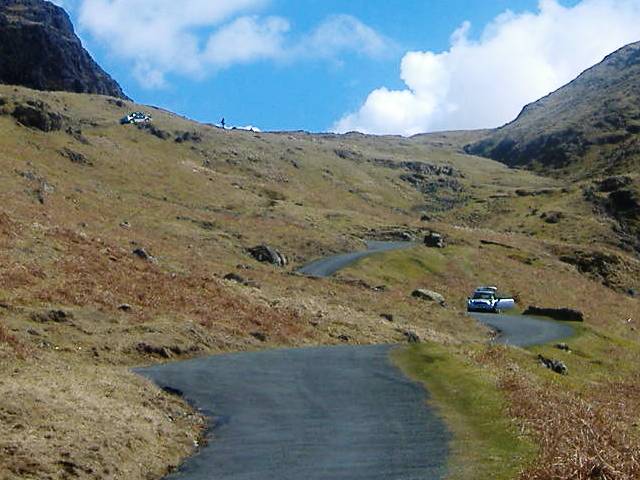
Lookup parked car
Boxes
[120,112,152,125]
[467,287,515,313]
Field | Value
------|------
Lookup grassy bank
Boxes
[393,343,536,480]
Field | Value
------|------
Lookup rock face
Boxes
[523,306,584,322]
[0,0,128,98]
[465,41,640,176]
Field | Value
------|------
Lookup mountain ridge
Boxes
[0,0,128,99]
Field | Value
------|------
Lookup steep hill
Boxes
[466,41,640,177]
[0,0,128,98]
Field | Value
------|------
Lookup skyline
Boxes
[54,0,640,134]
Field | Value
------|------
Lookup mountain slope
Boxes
[466,41,640,177]
[0,0,128,98]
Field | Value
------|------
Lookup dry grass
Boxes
[475,346,640,480]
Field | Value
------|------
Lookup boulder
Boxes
[523,306,584,322]
[538,354,568,375]
[380,313,394,322]
[403,330,420,343]
[424,232,444,248]
[248,245,287,267]
[411,289,446,306]
[132,247,156,262]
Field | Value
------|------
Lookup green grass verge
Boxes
[392,343,536,480]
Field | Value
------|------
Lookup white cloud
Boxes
[334,0,640,136]
[73,0,389,88]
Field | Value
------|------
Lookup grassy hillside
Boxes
[1,84,639,479]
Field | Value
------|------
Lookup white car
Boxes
[467,288,515,313]
[120,112,152,125]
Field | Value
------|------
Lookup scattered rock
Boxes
[337,334,351,342]
[250,332,267,342]
[132,247,155,262]
[424,231,445,248]
[60,147,92,166]
[119,221,131,229]
[538,354,568,375]
[175,131,202,143]
[523,306,584,322]
[224,272,245,282]
[555,343,571,351]
[380,313,394,322]
[31,309,73,323]
[411,289,446,306]
[137,123,171,140]
[403,330,421,343]
[136,342,172,358]
[628,288,638,297]
[248,245,287,267]
[597,176,632,192]
[541,211,564,224]
[107,98,126,108]
[117,303,133,312]
[12,101,63,131]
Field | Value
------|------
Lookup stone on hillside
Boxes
[538,354,568,375]
[411,289,446,306]
[380,313,394,322]
[132,247,156,262]
[31,309,73,323]
[523,306,584,322]
[424,232,444,248]
[598,176,632,192]
[248,245,287,267]
[403,330,420,343]
[12,102,63,132]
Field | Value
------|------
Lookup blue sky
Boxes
[57,0,640,134]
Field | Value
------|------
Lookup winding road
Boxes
[296,240,413,277]
[139,241,574,479]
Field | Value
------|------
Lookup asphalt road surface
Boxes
[138,345,450,480]
[470,313,574,347]
[139,243,575,479]
[297,241,413,277]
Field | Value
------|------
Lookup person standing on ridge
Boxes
[220,117,226,129]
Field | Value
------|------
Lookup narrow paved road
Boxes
[470,313,574,347]
[139,242,574,479]
[138,345,449,480]
[297,241,413,277]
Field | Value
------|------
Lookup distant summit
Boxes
[0,0,128,99]
[466,41,640,177]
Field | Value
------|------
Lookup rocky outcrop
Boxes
[248,245,287,267]
[465,41,640,176]
[423,232,444,248]
[411,289,446,306]
[537,354,568,375]
[0,0,128,98]
[523,306,584,322]
[11,100,63,131]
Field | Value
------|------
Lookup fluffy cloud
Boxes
[334,0,640,136]
[72,0,388,87]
